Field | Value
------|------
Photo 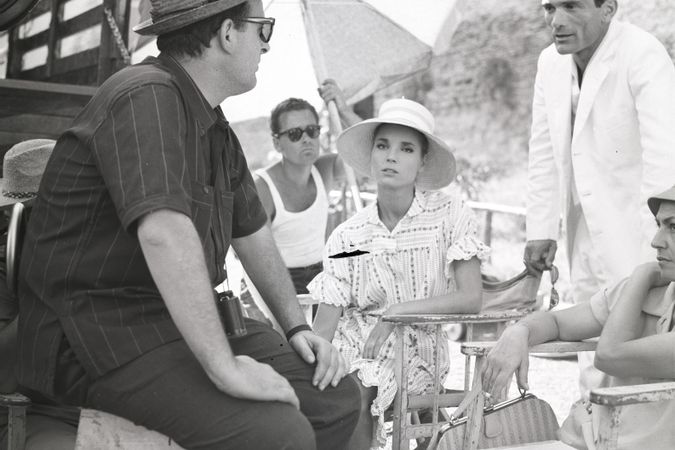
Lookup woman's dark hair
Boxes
[157,2,250,58]
[373,123,429,157]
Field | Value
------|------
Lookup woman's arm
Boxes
[386,257,483,315]
[595,262,674,378]
[313,303,342,342]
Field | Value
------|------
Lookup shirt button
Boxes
[203,186,210,194]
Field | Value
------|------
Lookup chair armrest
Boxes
[296,294,318,306]
[381,311,525,326]
[0,392,31,407]
[461,340,597,356]
[590,381,675,407]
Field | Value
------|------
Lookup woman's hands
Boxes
[363,320,396,359]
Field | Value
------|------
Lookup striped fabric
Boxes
[16,54,266,397]
[308,189,489,446]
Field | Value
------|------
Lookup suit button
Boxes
[203,186,211,194]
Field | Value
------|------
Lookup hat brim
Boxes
[133,0,248,36]
[648,187,675,216]
[0,179,35,209]
[0,0,41,31]
[336,118,456,191]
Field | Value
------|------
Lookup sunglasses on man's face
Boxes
[275,125,321,142]
[235,17,275,43]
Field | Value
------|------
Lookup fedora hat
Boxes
[648,185,675,216]
[336,99,456,191]
[134,0,247,36]
[0,0,41,31]
[0,139,55,209]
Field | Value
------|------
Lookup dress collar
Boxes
[366,189,427,227]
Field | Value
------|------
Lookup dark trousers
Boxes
[288,262,323,295]
[85,319,360,450]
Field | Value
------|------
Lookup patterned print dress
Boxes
[308,189,489,447]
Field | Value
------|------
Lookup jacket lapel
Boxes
[572,21,619,144]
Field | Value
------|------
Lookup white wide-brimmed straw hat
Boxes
[336,98,456,190]
[134,0,247,36]
[0,139,55,209]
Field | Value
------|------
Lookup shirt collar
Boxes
[366,189,427,226]
[156,53,221,131]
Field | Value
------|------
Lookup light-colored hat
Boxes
[134,0,247,36]
[0,139,55,209]
[0,0,41,31]
[336,99,456,190]
[648,185,675,216]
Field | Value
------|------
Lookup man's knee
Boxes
[323,373,362,428]
[252,406,316,450]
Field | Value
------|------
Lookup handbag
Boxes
[431,388,560,450]
[481,265,559,313]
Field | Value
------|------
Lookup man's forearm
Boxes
[233,227,307,332]
[138,210,235,378]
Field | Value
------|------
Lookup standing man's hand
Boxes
[289,331,347,391]
[523,239,557,275]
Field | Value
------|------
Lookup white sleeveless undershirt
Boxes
[257,165,328,268]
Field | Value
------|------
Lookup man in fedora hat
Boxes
[483,184,675,449]
[0,139,79,450]
[15,1,359,449]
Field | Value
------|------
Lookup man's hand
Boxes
[482,324,530,398]
[211,355,299,409]
[363,320,395,360]
[289,331,347,391]
[318,79,348,110]
[523,239,557,275]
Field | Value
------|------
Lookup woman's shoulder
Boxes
[418,188,467,215]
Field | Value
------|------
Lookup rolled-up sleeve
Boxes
[227,131,267,238]
[307,228,353,308]
[446,203,490,277]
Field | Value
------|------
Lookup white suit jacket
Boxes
[526,20,675,282]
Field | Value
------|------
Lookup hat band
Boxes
[2,190,36,199]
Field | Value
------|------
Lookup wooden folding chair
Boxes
[383,311,527,450]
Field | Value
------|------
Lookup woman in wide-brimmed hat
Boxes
[309,98,489,448]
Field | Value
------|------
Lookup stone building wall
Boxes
[375,0,675,202]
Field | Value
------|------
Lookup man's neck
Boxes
[572,21,612,76]
[175,54,232,108]
[278,159,313,187]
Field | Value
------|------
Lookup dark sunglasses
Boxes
[274,125,321,142]
[234,17,275,43]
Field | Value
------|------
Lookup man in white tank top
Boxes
[254,80,361,294]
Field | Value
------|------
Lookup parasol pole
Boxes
[300,0,363,211]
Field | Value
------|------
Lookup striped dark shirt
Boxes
[16,54,266,396]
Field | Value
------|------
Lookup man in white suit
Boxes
[524,0,675,394]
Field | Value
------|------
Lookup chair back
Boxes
[6,202,25,295]
[481,266,559,314]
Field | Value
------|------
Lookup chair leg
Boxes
[7,404,27,450]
